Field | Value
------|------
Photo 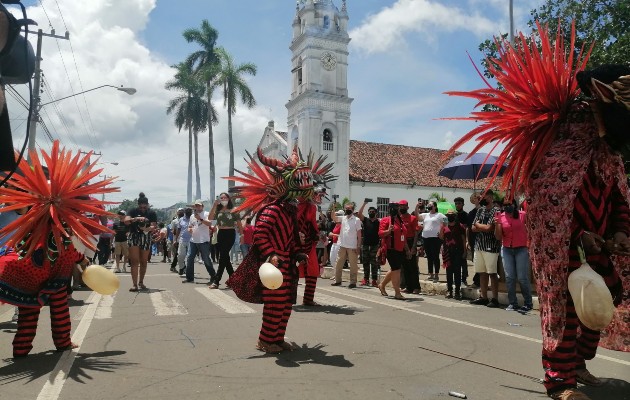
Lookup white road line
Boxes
[37,291,103,400]
[319,287,630,367]
[149,290,188,316]
[195,288,256,314]
[297,287,370,309]
[94,294,115,319]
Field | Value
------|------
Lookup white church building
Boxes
[257,0,491,216]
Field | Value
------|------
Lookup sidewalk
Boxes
[323,256,539,310]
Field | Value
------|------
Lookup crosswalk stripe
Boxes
[194,288,256,314]
[94,294,115,319]
[297,287,370,309]
[149,289,188,316]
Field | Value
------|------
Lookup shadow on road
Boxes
[292,305,361,315]
[581,378,630,400]
[0,350,136,385]
[248,343,354,368]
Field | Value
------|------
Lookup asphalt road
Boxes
[1,260,628,400]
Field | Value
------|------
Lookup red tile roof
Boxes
[349,140,501,190]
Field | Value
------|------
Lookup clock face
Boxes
[321,51,337,71]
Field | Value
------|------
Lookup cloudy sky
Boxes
[6,0,543,208]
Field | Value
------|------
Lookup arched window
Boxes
[323,129,333,151]
[323,15,330,29]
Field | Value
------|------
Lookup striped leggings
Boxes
[303,275,317,304]
[259,275,294,345]
[542,295,600,394]
[13,289,72,357]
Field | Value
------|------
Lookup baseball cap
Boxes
[398,200,409,206]
[117,210,126,216]
[335,210,344,216]
[177,207,184,212]
[194,199,203,206]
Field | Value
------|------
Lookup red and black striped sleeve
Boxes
[253,204,294,259]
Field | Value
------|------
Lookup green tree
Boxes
[529,0,630,67]
[183,20,221,201]
[214,47,257,188]
[165,62,208,203]
[479,1,629,77]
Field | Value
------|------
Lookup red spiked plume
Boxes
[0,141,118,257]
[443,21,592,198]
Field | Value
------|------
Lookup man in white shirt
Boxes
[184,200,216,284]
[331,202,362,288]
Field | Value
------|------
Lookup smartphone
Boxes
[364,198,373,203]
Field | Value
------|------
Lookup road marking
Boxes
[297,287,370,309]
[195,288,256,314]
[149,289,188,316]
[319,287,630,367]
[37,291,102,400]
[94,294,115,319]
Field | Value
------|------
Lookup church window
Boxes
[377,198,390,218]
[322,129,333,151]
[323,15,330,29]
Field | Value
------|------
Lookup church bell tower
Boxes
[286,0,353,200]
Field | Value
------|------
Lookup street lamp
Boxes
[27,84,137,159]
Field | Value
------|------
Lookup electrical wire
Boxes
[417,346,543,384]
[50,0,99,151]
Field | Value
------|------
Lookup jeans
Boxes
[240,243,251,258]
[501,246,532,307]
[178,241,190,272]
[186,241,215,282]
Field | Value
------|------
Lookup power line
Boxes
[38,0,54,29]
[51,0,100,151]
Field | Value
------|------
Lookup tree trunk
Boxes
[207,86,216,202]
[194,131,201,200]
[227,99,235,188]
[187,126,193,204]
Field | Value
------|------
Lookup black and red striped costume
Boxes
[297,201,319,304]
[0,240,86,357]
[228,201,301,345]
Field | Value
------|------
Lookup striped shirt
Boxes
[473,206,501,253]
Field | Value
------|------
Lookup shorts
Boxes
[386,249,404,271]
[128,232,151,251]
[114,241,129,257]
[474,250,499,274]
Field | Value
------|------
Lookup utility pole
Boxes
[79,150,101,173]
[27,28,70,160]
[509,0,514,44]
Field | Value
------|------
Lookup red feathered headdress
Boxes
[226,145,335,214]
[443,21,592,199]
[0,141,118,257]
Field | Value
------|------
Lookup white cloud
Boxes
[6,0,271,208]
[443,130,454,148]
[350,0,496,54]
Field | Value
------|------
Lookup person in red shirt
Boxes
[377,202,410,300]
[240,217,254,257]
[398,200,420,294]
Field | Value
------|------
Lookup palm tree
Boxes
[214,47,257,187]
[183,20,220,202]
[165,62,208,203]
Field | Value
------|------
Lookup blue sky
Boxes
[7,0,544,207]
